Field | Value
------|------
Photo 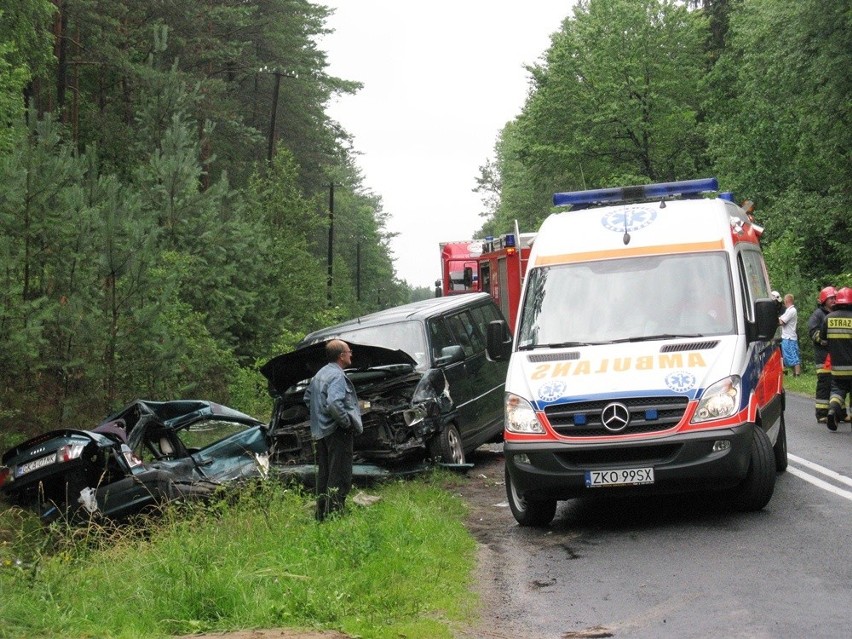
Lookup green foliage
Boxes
[0,0,420,436]
[705,0,851,283]
[0,476,477,639]
[477,0,849,302]
[481,0,711,236]
[0,39,28,154]
[0,0,55,153]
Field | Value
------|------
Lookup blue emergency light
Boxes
[504,234,516,247]
[553,177,719,208]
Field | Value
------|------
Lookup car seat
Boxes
[159,436,175,458]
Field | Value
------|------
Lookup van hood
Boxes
[260,341,418,394]
[513,338,738,410]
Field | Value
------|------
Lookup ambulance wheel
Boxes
[505,465,556,527]
[429,423,465,464]
[773,414,788,472]
[730,426,776,511]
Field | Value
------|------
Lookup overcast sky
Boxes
[320,1,573,289]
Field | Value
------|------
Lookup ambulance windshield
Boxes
[517,252,734,348]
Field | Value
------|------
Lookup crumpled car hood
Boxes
[260,341,417,395]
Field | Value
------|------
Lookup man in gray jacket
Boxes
[304,339,363,520]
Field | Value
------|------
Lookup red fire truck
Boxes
[438,240,483,296]
[477,231,534,329]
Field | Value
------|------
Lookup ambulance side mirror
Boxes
[486,320,512,361]
[750,299,778,341]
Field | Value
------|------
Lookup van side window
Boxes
[471,303,500,331]
[428,319,457,363]
[447,311,484,357]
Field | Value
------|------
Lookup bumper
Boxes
[505,423,755,501]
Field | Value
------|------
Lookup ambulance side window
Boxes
[738,250,771,322]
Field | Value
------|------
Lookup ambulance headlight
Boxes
[692,376,741,423]
[505,393,546,434]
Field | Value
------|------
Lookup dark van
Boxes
[263,293,508,467]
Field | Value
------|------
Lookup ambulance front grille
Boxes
[555,444,681,467]
[545,396,689,437]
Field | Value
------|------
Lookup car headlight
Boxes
[692,376,741,423]
[505,393,546,434]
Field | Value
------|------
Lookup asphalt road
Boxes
[467,392,852,639]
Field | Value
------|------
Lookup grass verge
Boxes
[0,473,477,639]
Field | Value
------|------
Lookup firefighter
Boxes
[821,287,852,431]
[807,286,837,423]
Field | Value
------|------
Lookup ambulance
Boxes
[485,178,786,526]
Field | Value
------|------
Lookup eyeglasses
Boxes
[341,350,352,355]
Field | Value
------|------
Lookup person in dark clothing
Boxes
[303,339,363,520]
[807,286,837,423]
[820,287,852,431]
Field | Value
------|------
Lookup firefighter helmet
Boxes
[818,286,837,304]
[835,287,852,306]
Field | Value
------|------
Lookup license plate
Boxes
[15,454,55,478]
[585,467,654,488]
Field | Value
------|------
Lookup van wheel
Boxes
[429,423,465,464]
[505,465,556,527]
[773,414,788,472]
[730,426,776,511]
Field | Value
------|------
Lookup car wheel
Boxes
[505,465,556,527]
[429,423,465,464]
[773,413,788,472]
[729,425,776,511]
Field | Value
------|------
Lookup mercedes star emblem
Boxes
[601,402,631,432]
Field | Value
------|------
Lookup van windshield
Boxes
[331,321,430,371]
[517,252,734,349]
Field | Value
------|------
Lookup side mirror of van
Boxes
[749,299,779,341]
[486,320,512,361]
[436,344,465,366]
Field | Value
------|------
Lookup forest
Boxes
[475,0,849,300]
[1,0,849,436]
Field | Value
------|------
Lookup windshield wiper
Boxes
[607,333,705,344]
[518,341,600,350]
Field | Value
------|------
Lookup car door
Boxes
[426,316,475,445]
[466,302,509,438]
[444,307,504,448]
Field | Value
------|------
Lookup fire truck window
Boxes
[480,263,491,292]
[428,319,457,362]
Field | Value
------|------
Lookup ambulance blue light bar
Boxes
[553,177,719,207]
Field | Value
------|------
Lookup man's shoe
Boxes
[827,412,838,431]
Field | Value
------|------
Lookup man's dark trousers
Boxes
[315,427,354,521]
